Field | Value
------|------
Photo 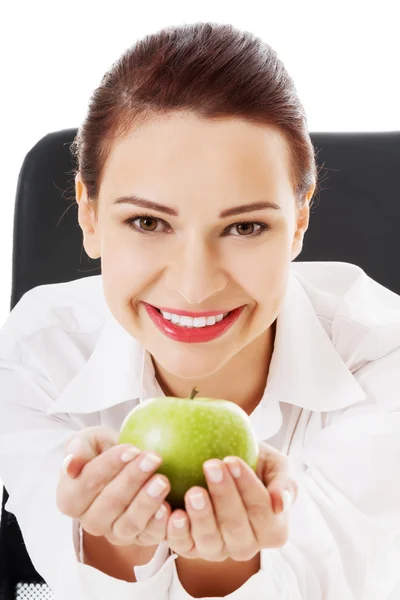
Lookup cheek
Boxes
[253,263,289,325]
[227,237,291,301]
[101,232,164,304]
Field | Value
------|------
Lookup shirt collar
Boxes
[46,311,145,415]
[46,268,366,418]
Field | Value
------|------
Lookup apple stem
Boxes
[189,387,199,400]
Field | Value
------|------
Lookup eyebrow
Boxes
[113,195,282,217]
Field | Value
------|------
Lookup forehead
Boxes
[100,113,294,211]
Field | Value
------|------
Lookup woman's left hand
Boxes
[166,441,299,561]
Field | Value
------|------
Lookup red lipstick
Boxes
[143,302,245,343]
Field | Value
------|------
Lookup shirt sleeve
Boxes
[0,359,175,600]
[213,349,400,599]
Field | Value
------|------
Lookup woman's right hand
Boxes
[56,426,172,547]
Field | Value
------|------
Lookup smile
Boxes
[156,309,230,328]
[142,302,245,344]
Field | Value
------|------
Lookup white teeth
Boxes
[160,310,229,328]
[193,317,207,328]
[179,316,193,327]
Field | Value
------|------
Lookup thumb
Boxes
[63,426,119,478]
[256,441,299,515]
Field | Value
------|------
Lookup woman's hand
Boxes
[57,426,173,547]
[166,442,299,561]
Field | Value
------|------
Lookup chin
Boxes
[153,346,231,381]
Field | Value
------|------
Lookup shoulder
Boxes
[294,263,400,448]
[292,261,400,370]
[0,275,107,366]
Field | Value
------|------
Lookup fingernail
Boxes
[223,457,241,479]
[139,453,161,472]
[174,516,187,528]
[63,454,74,475]
[120,447,141,463]
[204,460,223,483]
[155,505,167,520]
[281,490,292,513]
[189,492,206,510]
[147,477,168,497]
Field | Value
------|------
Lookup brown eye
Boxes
[223,221,268,237]
[236,222,256,235]
[139,217,158,231]
[125,215,170,234]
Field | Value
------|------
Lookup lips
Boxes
[143,302,245,343]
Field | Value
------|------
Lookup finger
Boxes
[256,442,299,514]
[63,426,119,478]
[267,476,298,515]
[203,459,257,561]
[255,441,290,484]
[57,442,141,517]
[84,451,166,539]
[136,501,172,546]
[166,509,196,558]
[110,462,171,541]
[184,486,227,562]
[223,456,288,549]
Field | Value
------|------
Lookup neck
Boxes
[152,321,276,415]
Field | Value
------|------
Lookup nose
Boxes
[165,234,228,304]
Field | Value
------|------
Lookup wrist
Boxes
[175,551,261,597]
[82,527,159,582]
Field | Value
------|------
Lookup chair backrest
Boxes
[1,128,399,599]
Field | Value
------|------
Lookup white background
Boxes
[0,0,399,497]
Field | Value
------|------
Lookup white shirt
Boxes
[0,260,399,600]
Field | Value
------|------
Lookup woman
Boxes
[0,21,399,600]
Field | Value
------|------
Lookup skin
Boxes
[76,111,315,416]
[75,111,312,594]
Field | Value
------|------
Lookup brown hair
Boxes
[70,21,319,220]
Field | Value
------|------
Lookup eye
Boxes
[124,215,170,234]
[137,217,158,232]
[225,221,269,237]
[124,215,269,238]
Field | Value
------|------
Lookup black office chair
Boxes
[1,129,399,599]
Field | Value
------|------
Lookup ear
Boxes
[291,184,315,261]
[75,173,101,259]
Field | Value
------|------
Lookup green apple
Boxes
[118,388,259,510]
